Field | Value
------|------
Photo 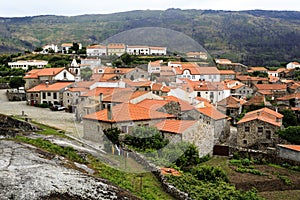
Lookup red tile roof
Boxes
[219,70,236,75]
[217,96,246,108]
[254,84,287,91]
[237,107,283,127]
[102,90,149,103]
[155,120,197,134]
[164,96,195,111]
[24,68,65,79]
[276,93,300,101]
[198,107,228,120]
[83,103,175,122]
[80,87,123,97]
[26,82,74,92]
[278,145,300,152]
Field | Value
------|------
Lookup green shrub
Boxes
[191,165,229,183]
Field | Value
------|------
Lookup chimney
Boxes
[107,104,112,120]
[99,93,103,110]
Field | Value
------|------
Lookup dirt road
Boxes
[0,90,83,138]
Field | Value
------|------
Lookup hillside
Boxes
[1,9,300,66]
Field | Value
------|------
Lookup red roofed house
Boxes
[237,108,283,149]
[253,84,287,99]
[193,81,231,104]
[171,62,221,82]
[217,96,246,120]
[154,119,214,156]
[26,82,74,106]
[86,44,107,57]
[82,103,175,142]
[24,67,75,90]
[286,62,300,69]
[197,106,230,144]
[278,145,300,162]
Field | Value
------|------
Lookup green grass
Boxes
[13,122,175,200]
[259,190,300,200]
[15,136,86,164]
[88,155,175,200]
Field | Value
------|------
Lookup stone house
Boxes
[154,120,213,157]
[82,103,175,143]
[26,82,74,106]
[151,83,171,96]
[253,84,287,99]
[63,87,89,112]
[217,96,246,122]
[236,108,283,149]
[219,70,236,81]
[197,106,230,144]
[277,145,300,162]
[276,92,300,108]
[226,80,253,98]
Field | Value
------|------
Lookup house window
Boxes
[53,93,57,99]
[42,92,46,99]
[47,92,51,96]
[243,140,247,145]
[258,127,263,133]
[97,125,100,132]
[36,94,38,97]
[197,92,201,97]
[245,126,250,132]
[30,94,33,98]
[121,126,128,133]
[266,130,271,139]
[63,71,67,78]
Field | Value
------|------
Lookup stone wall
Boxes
[230,147,300,167]
[237,119,280,149]
[129,151,192,200]
[0,114,38,137]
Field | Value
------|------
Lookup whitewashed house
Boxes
[8,60,48,70]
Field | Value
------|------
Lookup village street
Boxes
[0,89,83,138]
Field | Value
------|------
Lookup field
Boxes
[203,156,300,200]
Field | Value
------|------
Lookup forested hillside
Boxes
[1,9,300,66]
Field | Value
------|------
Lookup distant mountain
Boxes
[1,9,300,66]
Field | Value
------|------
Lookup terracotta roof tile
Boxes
[198,107,228,120]
[254,84,287,90]
[155,120,197,134]
[278,145,300,152]
[26,82,74,92]
[83,103,175,122]
[24,68,65,79]
[237,107,283,127]
[219,70,236,75]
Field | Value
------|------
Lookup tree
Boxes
[174,143,201,169]
[81,67,92,80]
[124,126,169,151]
[34,47,43,52]
[280,109,298,127]
[278,126,300,144]
[9,76,25,88]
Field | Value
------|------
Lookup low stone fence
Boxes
[129,151,192,200]
[229,146,300,166]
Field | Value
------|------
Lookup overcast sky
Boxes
[2,0,299,17]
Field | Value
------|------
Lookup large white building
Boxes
[170,62,221,82]
[86,44,107,57]
[8,60,48,70]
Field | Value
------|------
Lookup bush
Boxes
[191,165,229,183]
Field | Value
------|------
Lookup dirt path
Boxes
[0,90,83,138]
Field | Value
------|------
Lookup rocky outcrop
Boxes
[0,114,37,137]
[0,140,140,200]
